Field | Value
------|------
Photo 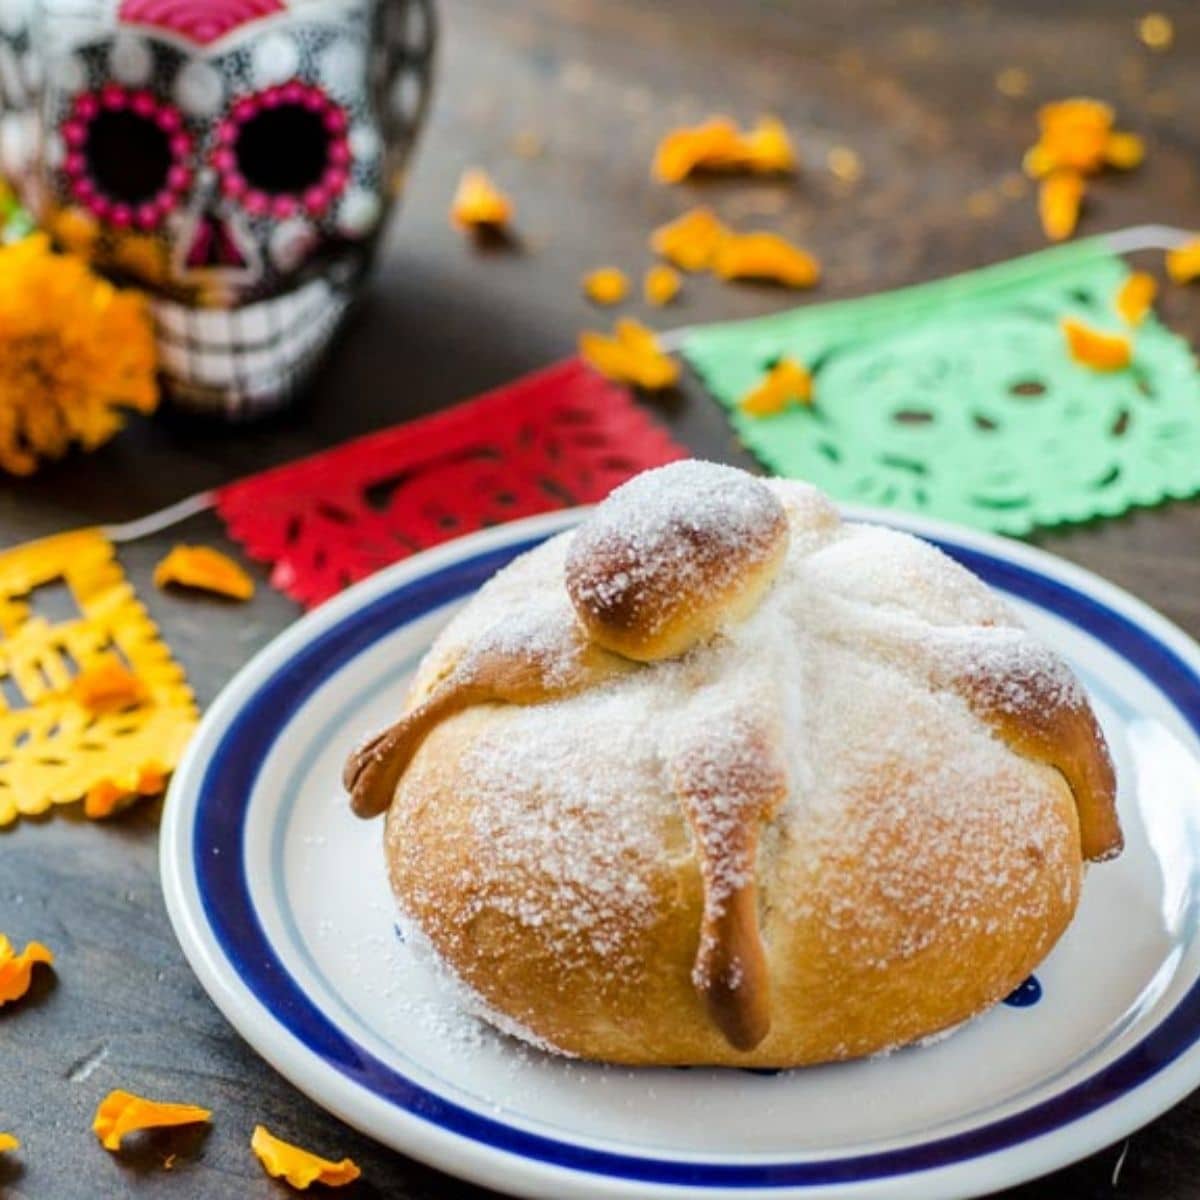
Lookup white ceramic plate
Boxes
[161,507,1200,1200]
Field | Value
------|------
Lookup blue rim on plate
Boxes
[163,508,1200,1195]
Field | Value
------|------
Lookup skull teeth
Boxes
[152,279,346,414]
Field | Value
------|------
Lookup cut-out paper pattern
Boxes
[216,359,686,608]
[683,240,1200,535]
[0,530,197,826]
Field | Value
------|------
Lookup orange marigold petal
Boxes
[644,264,682,307]
[579,319,679,390]
[650,207,728,272]
[83,763,166,820]
[739,358,813,417]
[450,168,512,230]
[154,545,255,601]
[1038,172,1085,242]
[1035,97,1114,175]
[92,1090,211,1152]
[70,656,149,714]
[651,117,743,183]
[712,232,821,288]
[0,935,54,1006]
[582,267,629,306]
[1115,272,1157,325]
[0,1133,18,1153]
[251,1125,361,1190]
[1061,317,1132,371]
[1166,237,1200,284]
[737,116,797,174]
[1104,130,1145,170]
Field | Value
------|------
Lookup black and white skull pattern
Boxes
[8,0,435,417]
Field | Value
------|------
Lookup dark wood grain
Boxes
[4,1,1200,1195]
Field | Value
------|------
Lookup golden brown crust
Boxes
[565,463,790,661]
[349,465,1121,1066]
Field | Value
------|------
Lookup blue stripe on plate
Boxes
[192,531,1200,1187]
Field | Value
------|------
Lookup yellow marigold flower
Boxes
[582,267,629,306]
[153,545,255,600]
[739,358,813,417]
[579,318,679,390]
[651,207,729,272]
[0,234,156,476]
[644,264,682,306]
[0,934,54,1006]
[251,1125,361,1190]
[0,1133,18,1153]
[1116,272,1157,325]
[450,169,512,232]
[1166,237,1200,284]
[93,1090,211,1151]
[1061,317,1132,371]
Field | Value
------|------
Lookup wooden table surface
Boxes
[5,0,1200,1195]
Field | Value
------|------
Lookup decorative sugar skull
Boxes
[1,0,434,417]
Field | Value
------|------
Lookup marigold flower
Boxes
[92,1090,211,1151]
[739,359,813,417]
[1061,317,1132,371]
[450,169,512,231]
[644,264,682,306]
[582,267,629,306]
[713,231,821,288]
[579,318,679,390]
[1165,237,1200,284]
[651,207,729,271]
[251,1125,361,1190]
[70,657,149,714]
[1115,272,1157,325]
[0,234,156,476]
[0,935,54,1006]
[154,545,255,600]
[1038,172,1085,242]
[652,116,796,182]
[0,1133,18,1152]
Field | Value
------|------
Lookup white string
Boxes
[102,491,215,543]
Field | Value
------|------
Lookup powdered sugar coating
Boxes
[385,472,1108,1054]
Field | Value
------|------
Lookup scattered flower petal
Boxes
[739,359,813,417]
[1138,12,1173,50]
[0,935,54,1006]
[582,267,629,306]
[251,1125,361,1190]
[450,168,513,231]
[1116,272,1157,325]
[651,116,796,182]
[154,545,254,601]
[1038,172,1085,242]
[1166,237,1200,284]
[84,764,167,821]
[93,1090,211,1152]
[644,264,682,307]
[0,1133,18,1152]
[1030,98,1115,176]
[650,207,728,271]
[579,318,680,390]
[712,231,821,288]
[0,234,157,476]
[1061,317,1132,371]
[1104,130,1145,170]
[70,656,149,714]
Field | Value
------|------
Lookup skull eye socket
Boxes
[215,83,351,220]
[61,86,192,230]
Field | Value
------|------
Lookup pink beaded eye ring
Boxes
[62,85,193,230]
[213,82,352,220]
